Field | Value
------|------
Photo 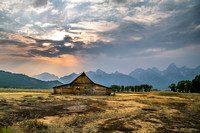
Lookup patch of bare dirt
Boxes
[0,99,106,127]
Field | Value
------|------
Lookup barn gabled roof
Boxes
[70,72,95,84]
[53,72,111,89]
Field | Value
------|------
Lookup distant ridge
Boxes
[0,70,62,89]
[33,72,59,81]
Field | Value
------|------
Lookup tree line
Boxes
[169,74,200,93]
[110,84,153,92]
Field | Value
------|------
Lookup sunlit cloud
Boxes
[42,43,51,46]
[41,29,68,41]
[33,54,81,67]
[64,43,74,48]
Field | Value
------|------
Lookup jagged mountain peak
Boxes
[96,69,106,74]
[33,72,59,81]
[167,63,178,69]
[114,71,121,74]
[152,67,159,71]
[69,72,77,76]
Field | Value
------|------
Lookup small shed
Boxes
[53,72,111,95]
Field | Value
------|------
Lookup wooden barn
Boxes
[53,72,111,95]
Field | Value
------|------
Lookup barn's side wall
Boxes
[93,85,107,95]
[54,83,111,95]
[54,86,73,94]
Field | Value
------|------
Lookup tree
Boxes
[184,80,192,93]
[142,84,148,92]
[130,86,135,92]
[125,86,129,92]
[134,85,139,92]
[142,84,152,92]
[169,83,176,92]
[176,81,185,92]
[176,80,192,93]
[138,85,143,92]
[3,85,8,88]
[147,85,152,92]
[110,85,121,93]
[121,85,125,92]
[192,74,200,93]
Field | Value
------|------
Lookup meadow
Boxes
[0,89,200,133]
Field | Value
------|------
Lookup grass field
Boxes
[0,89,200,133]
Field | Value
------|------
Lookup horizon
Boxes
[0,0,200,77]
[1,62,200,77]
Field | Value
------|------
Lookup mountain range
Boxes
[34,63,200,90]
[0,63,200,90]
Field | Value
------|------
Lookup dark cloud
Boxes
[0,40,27,48]
[94,1,200,58]
[101,21,145,41]
[10,54,34,57]
[144,3,200,49]
[29,47,61,57]
[110,0,128,4]
[0,28,6,32]
[29,44,82,57]
[109,0,146,5]
[31,0,48,8]
[24,35,85,57]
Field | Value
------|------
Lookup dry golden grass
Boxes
[0,90,200,133]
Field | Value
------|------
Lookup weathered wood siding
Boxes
[93,85,107,95]
[73,74,92,84]
[54,86,73,94]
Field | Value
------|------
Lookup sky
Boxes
[0,0,200,76]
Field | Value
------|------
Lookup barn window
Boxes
[68,85,70,88]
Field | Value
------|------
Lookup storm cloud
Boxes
[0,0,200,76]
[31,0,48,8]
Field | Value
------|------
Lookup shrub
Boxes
[0,99,7,103]
[24,95,32,98]
[37,97,43,100]
[0,126,11,133]
[49,92,54,95]
[190,103,200,113]
[20,119,48,132]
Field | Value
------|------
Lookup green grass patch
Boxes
[0,126,12,133]
[158,92,181,97]
[0,99,7,103]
